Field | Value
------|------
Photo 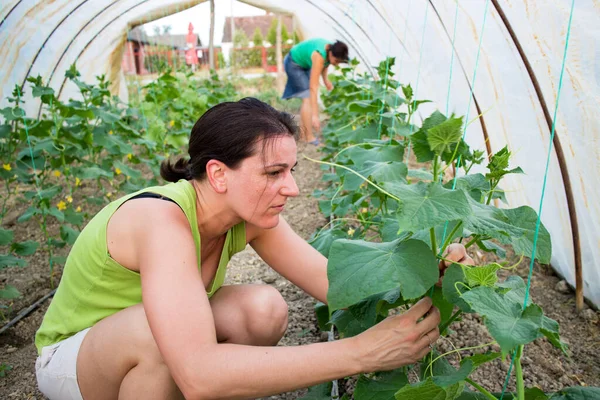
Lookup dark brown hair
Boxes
[160,97,298,182]
[329,40,349,62]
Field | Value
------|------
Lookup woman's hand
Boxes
[311,114,321,133]
[352,297,440,373]
[324,80,334,91]
[437,243,475,286]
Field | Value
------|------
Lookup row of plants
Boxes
[304,58,598,399]
[0,66,236,312]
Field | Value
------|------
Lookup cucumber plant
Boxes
[306,58,597,400]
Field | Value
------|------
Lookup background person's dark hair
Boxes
[161,97,298,182]
[329,40,349,62]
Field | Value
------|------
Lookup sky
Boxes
[141,0,267,45]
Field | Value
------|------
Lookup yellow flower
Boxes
[106,192,112,198]
[76,206,82,212]
[115,168,122,175]
[66,195,73,203]
[75,177,81,187]
[169,120,175,127]
[361,207,369,214]
[53,170,61,177]
[127,153,133,161]
[347,228,355,236]
[352,125,356,131]
[2,163,11,171]
[57,201,67,211]
[108,130,114,135]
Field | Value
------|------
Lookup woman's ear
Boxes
[206,160,227,193]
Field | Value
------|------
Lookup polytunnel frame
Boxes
[0,0,584,310]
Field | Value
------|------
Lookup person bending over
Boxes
[35,98,472,400]
[282,38,348,145]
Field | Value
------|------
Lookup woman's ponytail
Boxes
[160,157,192,182]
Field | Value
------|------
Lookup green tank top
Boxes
[290,38,331,69]
[35,180,246,354]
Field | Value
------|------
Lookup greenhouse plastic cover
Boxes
[1,0,599,307]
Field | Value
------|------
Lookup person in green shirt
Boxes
[283,38,349,145]
[34,98,473,400]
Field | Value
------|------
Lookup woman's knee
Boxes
[244,285,289,344]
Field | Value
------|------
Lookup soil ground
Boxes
[1,144,599,399]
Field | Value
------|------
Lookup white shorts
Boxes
[35,328,91,400]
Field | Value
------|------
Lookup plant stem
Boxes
[432,156,440,182]
[486,180,498,205]
[439,221,463,255]
[515,345,525,400]
[465,378,497,400]
[430,227,437,256]
[439,309,462,335]
[303,155,401,202]
[464,236,478,249]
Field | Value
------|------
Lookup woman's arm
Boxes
[321,65,333,90]
[248,217,329,303]
[309,51,326,132]
[136,203,440,400]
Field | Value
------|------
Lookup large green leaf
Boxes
[442,264,472,312]
[11,241,39,256]
[394,378,464,400]
[0,228,14,246]
[461,286,558,354]
[73,166,113,180]
[299,382,332,400]
[382,182,472,232]
[427,116,464,156]
[411,220,464,251]
[327,238,438,311]
[410,130,434,162]
[463,198,551,264]
[18,207,41,223]
[349,100,380,114]
[0,254,27,269]
[444,174,490,203]
[422,111,448,130]
[60,225,80,245]
[549,386,600,400]
[0,285,21,299]
[431,285,454,326]
[362,161,408,185]
[308,228,348,257]
[344,143,405,167]
[331,288,402,338]
[463,264,501,288]
[92,108,121,123]
[355,370,409,400]
[336,124,380,144]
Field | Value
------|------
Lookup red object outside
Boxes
[185,22,199,65]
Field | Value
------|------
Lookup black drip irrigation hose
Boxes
[0,289,56,335]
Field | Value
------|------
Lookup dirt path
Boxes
[1,142,599,399]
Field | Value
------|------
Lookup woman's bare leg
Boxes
[300,98,316,143]
[76,284,288,400]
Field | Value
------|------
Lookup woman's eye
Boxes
[291,168,296,173]
[269,170,281,176]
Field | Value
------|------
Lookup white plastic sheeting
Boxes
[1,0,599,306]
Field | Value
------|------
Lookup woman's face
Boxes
[226,135,299,229]
[328,52,343,66]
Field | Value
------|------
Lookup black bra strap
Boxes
[128,192,176,204]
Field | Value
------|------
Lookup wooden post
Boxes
[276,15,284,92]
[209,0,215,70]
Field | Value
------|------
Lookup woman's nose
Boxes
[281,173,299,197]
